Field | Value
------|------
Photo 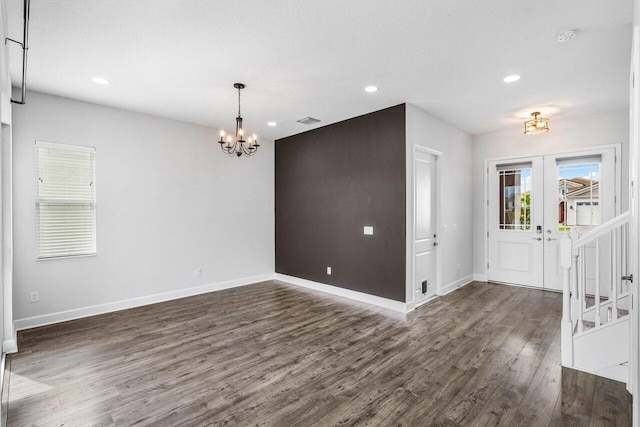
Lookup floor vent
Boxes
[297,117,321,125]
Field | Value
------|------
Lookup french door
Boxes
[488,149,616,290]
[488,157,544,287]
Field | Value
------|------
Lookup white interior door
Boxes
[414,150,437,302]
[542,150,616,292]
[488,157,544,287]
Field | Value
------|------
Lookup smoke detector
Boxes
[297,117,321,125]
[556,29,577,43]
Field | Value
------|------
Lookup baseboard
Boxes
[441,274,474,296]
[0,351,5,426]
[563,364,629,385]
[1,336,16,354]
[274,273,408,313]
[14,273,275,331]
[414,295,438,309]
[473,273,487,282]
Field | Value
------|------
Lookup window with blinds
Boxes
[36,141,96,259]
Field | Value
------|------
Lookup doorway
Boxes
[487,147,618,290]
[413,149,438,304]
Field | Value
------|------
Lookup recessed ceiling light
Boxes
[503,75,521,83]
[365,86,378,93]
[556,29,577,42]
[92,77,110,85]
[267,121,277,127]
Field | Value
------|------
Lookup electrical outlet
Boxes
[327,266,332,275]
[363,226,374,235]
[30,291,38,303]
[195,268,202,277]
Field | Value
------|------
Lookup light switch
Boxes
[327,266,332,275]
[364,226,374,235]
[443,224,448,233]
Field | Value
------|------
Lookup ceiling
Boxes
[6,0,634,139]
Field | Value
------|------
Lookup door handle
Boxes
[433,242,439,247]
[532,237,542,241]
[546,237,557,241]
[622,274,633,283]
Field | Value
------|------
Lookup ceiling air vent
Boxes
[297,117,321,125]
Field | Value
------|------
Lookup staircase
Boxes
[561,211,632,383]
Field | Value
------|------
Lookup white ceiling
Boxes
[6,0,634,139]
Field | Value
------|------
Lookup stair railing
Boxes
[561,211,631,367]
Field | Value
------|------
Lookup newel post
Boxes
[560,230,573,367]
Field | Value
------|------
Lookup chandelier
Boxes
[524,112,550,135]
[218,83,259,157]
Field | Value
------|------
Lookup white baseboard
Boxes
[14,273,275,331]
[2,336,16,354]
[441,274,474,296]
[274,273,408,313]
[414,295,438,309]
[473,273,487,282]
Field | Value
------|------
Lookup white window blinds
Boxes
[36,141,96,259]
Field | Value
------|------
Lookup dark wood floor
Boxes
[5,281,632,426]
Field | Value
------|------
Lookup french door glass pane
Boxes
[499,168,532,230]
[557,162,601,232]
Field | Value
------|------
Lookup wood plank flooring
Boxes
[5,281,632,426]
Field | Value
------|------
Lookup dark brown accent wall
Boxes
[275,104,406,302]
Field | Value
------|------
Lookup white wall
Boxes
[406,104,474,307]
[12,91,274,327]
[472,110,629,278]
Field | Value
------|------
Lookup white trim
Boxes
[414,275,474,309]
[632,23,640,422]
[483,143,623,164]
[487,279,562,293]
[35,140,95,153]
[441,274,474,296]
[567,364,629,383]
[14,273,275,331]
[473,273,487,282]
[2,125,14,360]
[414,294,438,308]
[0,352,5,419]
[275,273,409,313]
[414,145,443,157]
[2,335,16,354]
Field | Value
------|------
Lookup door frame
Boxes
[483,143,622,285]
[406,144,442,310]
[628,24,639,422]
